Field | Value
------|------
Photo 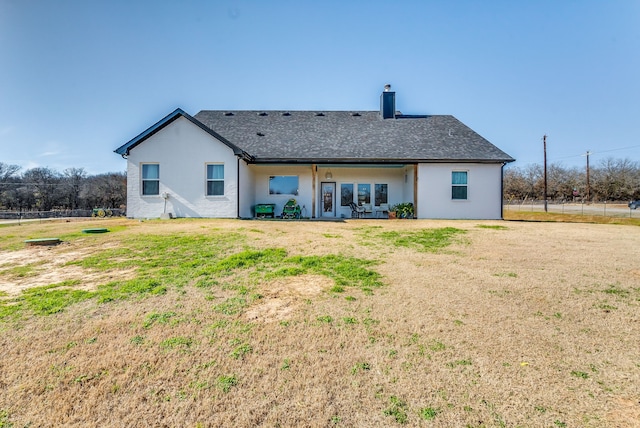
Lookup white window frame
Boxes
[206,163,225,196]
[141,163,160,196]
[452,171,468,200]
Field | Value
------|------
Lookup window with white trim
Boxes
[452,171,468,200]
[141,164,159,195]
[206,164,224,196]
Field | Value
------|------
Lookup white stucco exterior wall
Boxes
[402,166,415,209]
[125,117,239,218]
[238,160,255,218]
[249,165,313,218]
[417,163,504,219]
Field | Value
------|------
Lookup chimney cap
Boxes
[384,84,391,92]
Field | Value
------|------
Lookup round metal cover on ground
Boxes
[82,228,109,234]
[24,238,61,246]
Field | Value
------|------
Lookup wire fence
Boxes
[2,205,637,222]
[504,200,640,218]
[0,208,125,222]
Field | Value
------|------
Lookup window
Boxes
[374,184,388,206]
[452,171,468,200]
[142,164,159,195]
[357,183,370,205]
[206,164,224,196]
[269,176,299,195]
[340,183,354,206]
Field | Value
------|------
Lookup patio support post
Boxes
[311,164,316,219]
[413,164,418,218]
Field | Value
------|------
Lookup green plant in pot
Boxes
[388,204,398,219]
[395,202,414,219]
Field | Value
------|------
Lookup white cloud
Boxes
[40,151,60,157]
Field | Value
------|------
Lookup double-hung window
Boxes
[452,171,468,200]
[206,164,224,196]
[141,164,159,196]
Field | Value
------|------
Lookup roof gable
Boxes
[114,108,250,159]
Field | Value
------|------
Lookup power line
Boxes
[590,143,640,155]
[550,143,640,163]
[516,142,640,165]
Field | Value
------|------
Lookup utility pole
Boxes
[543,135,548,212]
[585,150,591,203]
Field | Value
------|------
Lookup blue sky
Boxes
[1,0,639,175]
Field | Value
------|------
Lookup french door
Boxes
[321,182,336,217]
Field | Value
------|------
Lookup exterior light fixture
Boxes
[325,169,333,179]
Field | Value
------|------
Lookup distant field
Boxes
[0,217,639,427]
[505,201,640,220]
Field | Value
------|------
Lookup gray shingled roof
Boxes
[194,110,514,164]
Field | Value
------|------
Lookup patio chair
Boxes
[376,203,389,218]
[349,202,365,218]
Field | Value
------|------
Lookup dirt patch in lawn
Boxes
[246,274,331,322]
[0,239,134,297]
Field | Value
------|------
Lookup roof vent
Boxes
[258,112,268,116]
[224,112,234,116]
[256,132,265,137]
[351,112,361,117]
[282,112,291,116]
[315,112,325,117]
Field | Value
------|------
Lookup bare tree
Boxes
[0,162,20,182]
[591,157,639,201]
[504,157,640,203]
[21,167,62,211]
[81,172,126,209]
[0,162,21,209]
[62,167,87,210]
[503,167,528,200]
[546,164,584,201]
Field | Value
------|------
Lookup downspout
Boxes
[237,157,240,219]
[311,164,317,219]
[413,164,418,219]
[500,163,505,220]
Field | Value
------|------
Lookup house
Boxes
[114,86,514,220]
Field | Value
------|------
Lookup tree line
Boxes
[2,156,638,213]
[0,163,126,212]
[504,157,640,202]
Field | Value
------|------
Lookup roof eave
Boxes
[250,157,515,164]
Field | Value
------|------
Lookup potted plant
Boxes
[388,204,398,219]
[395,202,414,219]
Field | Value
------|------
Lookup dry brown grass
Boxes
[0,217,639,427]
